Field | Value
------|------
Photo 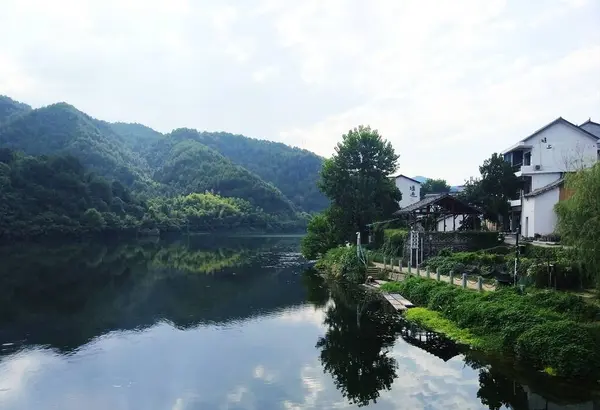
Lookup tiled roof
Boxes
[394,193,481,215]
[524,178,564,198]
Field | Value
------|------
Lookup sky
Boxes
[1,0,599,185]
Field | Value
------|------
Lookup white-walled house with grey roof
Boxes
[502,117,600,238]
[393,175,421,209]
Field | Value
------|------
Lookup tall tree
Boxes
[420,178,450,199]
[318,125,401,241]
[460,153,520,226]
[555,163,600,288]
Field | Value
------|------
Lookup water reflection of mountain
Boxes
[0,235,307,355]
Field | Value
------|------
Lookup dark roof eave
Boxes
[393,193,482,215]
[523,178,564,198]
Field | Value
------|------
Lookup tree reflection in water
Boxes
[316,283,400,407]
[305,278,600,410]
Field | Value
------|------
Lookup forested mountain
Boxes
[193,132,327,212]
[0,95,31,125]
[109,122,163,152]
[0,96,326,239]
[149,130,295,214]
[0,149,147,238]
[0,103,152,189]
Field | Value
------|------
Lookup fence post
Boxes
[436,268,440,282]
[462,273,467,289]
[383,256,386,270]
[408,263,412,275]
[398,258,401,272]
[416,264,420,276]
[477,276,483,292]
[450,272,454,285]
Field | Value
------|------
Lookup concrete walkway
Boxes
[372,262,495,291]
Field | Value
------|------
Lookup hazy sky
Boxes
[1,0,599,184]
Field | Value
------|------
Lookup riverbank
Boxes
[380,277,600,382]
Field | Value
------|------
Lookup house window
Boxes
[524,152,531,166]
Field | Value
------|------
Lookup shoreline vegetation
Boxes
[301,125,600,387]
[379,277,600,382]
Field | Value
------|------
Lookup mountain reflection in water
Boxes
[0,235,598,409]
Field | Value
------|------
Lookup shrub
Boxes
[316,246,366,284]
[478,245,513,255]
[515,321,600,379]
[391,277,600,379]
[527,290,600,321]
[438,248,453,257]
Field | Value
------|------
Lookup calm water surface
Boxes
[0,235,597,410]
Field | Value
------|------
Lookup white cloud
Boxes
[0,0,599,183]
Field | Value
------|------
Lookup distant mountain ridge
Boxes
[411,175,464,193]
[0,95,327,214]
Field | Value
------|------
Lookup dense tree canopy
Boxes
[420,178,450,199]
[0,149,147,238]
[301,126,401,258]
[460,153,520,226]
[0,103,152,189]
[555,163,600,288]
[0,95,31,125]
[319,125,401,240]
[150,131,295,214]
[0,95,326,238]
[194,131,328,212]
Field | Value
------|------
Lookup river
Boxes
[0,235,597,409]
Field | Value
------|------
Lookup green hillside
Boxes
[0,149,147,238]
[0,103,152,188]
[0,96,324,238]
[109,122,164,152]
[0,95,32,125]
[195,131,327,212]
[150,131,295,214]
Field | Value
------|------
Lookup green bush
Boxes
[478,245,513,255]
[316,246,366,284]
[378,229,408,257]
[527,290,600,321]
[423,251,504,276]
[515,321,600,379]
[387,277,600,379]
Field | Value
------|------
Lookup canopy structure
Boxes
[393,193,482,231]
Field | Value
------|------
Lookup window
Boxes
[524,151,531,166]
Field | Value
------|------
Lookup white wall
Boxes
[436,215,463,231]
[395,176,421,209]
[521,196,535,238]
[531,172,561,190]
[533,188,559,236]
[526,122,598,174]
[521,188,560,237]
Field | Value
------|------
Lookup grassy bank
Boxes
[380,278,600,381]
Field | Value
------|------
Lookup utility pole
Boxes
[514,225,520,286]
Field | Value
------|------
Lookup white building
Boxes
[393,175,421,209]
[502,117,600,237]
